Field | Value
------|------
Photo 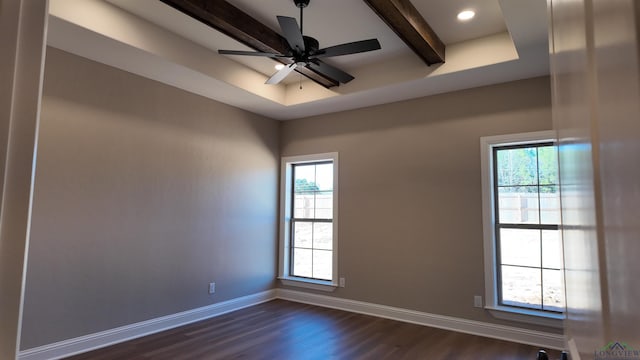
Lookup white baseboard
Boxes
[276,289,565,350]
[18,290,276,360]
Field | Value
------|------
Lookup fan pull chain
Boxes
[299,73,303,90]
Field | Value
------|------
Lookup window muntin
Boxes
[291,161,334,281]
[493,143,564,313]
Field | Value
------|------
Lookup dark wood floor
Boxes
[66,299,560,360]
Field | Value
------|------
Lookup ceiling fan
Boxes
[218,0,381,85]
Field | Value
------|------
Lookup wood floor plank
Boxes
[65,299,561,359]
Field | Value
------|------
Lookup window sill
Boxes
[278,276,338,292]
[485,305,565,329]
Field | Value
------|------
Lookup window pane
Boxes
[315,163,333,191]
[542,230,563,269]
[543,269,565,311]
[292,248,312,278]
[500,229,541,267]
[540,186,560,224]
[313,223,333,250]
[294,194,315,218]
[496,148,538,186]
[315,191,333,219]
[501,265,542,309]
[538,146,558,185]
[293,222,312,248]
[312,250,332,280]
[498,186,540,224]
[294,165,316,192]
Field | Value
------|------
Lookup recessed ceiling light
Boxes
[457,10,475,21]
[275,64,285,70]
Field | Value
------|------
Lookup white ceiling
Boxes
[46,0,550,120]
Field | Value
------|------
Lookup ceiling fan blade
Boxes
[307,60,354,84]
[218,49,286,58]
[312,39,381,58]
[266,63,298,85]
[277,16,305,53]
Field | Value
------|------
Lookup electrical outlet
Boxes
[339,277,346,288]
[208,282,216,294]
[474,295,483,308]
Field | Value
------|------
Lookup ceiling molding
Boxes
[159,0,338,87]
[363,0,445,65]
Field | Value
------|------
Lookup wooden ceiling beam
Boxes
[159,0,338,88]
[363,0,445,65]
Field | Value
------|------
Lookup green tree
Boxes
[295,178,319,193]
[496,147,537,186]
[537,146,558,187]
[496,145,558,193]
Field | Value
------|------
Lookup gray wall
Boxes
[20,48,280,349]
[280,76,559,331]
[21,48,558,350]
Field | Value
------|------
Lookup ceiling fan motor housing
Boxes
[294,0,310,8]
[303,36,319,55]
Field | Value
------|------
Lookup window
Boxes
[480,131,565,325]
[279,153,338,291]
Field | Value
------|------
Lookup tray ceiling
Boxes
[46,0,549,120]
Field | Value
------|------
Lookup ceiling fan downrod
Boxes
[294,0,310,33]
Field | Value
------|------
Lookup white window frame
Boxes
[278,152,339,292]
[480,130,565,328]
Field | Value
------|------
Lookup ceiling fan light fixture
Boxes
[457,10,475,21]
[275,64,285,70]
